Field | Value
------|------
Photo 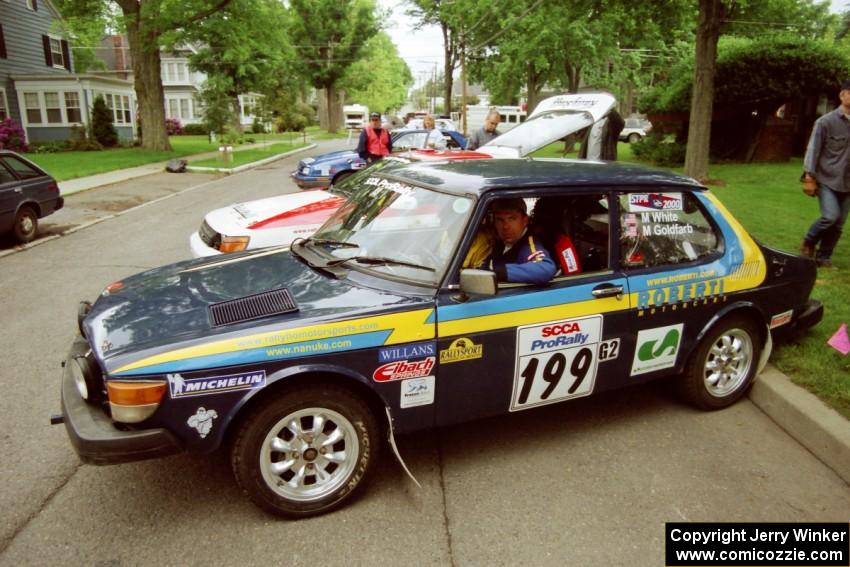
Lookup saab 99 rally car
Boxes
[56,156,822,519]
[189,93,622,258]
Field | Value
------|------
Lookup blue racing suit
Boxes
[486,233,556,285]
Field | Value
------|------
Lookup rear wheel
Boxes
[231,384,379,518]
[628,133,641,143]
[680,316,761,410]
[13,206,38,244]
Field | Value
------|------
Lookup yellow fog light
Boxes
[107,380,167,423]
[219,235,250,253]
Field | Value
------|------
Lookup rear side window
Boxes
[0,163,15,184]
[618,192,720,269]
[1,156,43,180]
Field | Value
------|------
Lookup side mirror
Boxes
[460,269,497,296]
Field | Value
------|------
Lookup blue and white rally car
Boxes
[57,157,822,518]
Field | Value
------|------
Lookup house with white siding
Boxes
[0,0,137,142]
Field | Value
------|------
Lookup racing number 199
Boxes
[516,347,593,405]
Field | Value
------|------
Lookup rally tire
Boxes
[231,384,379,518]
[628,133,641,143]
[680,316,761,410]
[13,206,38,244]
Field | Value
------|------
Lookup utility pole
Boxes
[461,38,467,136]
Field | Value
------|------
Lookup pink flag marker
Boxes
[827,323,850,356]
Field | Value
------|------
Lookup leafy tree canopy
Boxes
[338,32,413,113]
[641,34,850,114]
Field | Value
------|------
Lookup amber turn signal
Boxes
[219,236,250,253]
[107,381,167,423]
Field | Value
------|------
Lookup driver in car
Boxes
[484,198,556,285]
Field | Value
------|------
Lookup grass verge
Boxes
[533,141,849,418]
[189,142,307,169]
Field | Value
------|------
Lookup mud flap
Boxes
[385,407,421,489]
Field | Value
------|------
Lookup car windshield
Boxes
[481,109,594,157]
[309,171,474,286]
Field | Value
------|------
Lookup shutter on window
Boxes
[0,25,6,59]
[42,35,52,66]
[33,0,38,10]
[61,40,71,71]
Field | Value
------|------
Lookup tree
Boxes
[288,0,380,133]
[338,33,413,114]
[60,0,234,151]
[169,0,295,134]
[91,94,118,147]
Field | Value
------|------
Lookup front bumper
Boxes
[290,172,330,189]
[59,336,182,465]
[189,231,221,258]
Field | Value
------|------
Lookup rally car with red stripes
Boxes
[189,93,622,257]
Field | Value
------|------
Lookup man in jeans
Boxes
[800,79,850,268]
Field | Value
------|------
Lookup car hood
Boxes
[83,248,430,376]
[302,149,359,165]
[478,92,617,158]
[205,190,344,233]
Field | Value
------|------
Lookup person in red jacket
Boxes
[357,112,393,164]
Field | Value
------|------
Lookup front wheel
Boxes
[680,316,761,410]
[628,133,641,143]
[331,170,354,187]
[231,385,380,518]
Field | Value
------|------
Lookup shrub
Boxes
[69,124,103,151]
[0,118,29,152]
[631,133,686,166]
[182,123,208,135]
[165,117,184,135]
[91,95,118,147]
[251,117,266,134]
[30,140,70,153]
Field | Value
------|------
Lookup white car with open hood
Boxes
[189,92,621,257]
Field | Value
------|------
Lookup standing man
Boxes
[467,110,501,150]
[358,111,393,164]
[423,115,447,149]
[800,79,850,268]
[485,198,555,284]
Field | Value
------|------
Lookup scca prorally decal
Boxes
[168,371,266,398]
[187,407,218,438]
[378,341,436,363]
[373,357,435,382]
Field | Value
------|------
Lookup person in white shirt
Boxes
[423,115,447,150]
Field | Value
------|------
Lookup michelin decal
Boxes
[168,371,266,398]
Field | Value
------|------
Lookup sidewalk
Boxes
[58,140,318,197]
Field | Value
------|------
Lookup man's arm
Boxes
[357,130,369,159]
[492,237,557,285]
[803,118,825,176]
[386,130,393,153]
[466,130,480,150]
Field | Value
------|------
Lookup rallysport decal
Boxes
[439,338,483,364]
[510,315,603,412]
[630,324,683,376]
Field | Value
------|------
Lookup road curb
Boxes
[186,143,317,174]
[749,364,850,485]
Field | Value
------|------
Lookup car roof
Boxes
[375,158,702,197]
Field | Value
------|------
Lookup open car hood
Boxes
[479,92,617,158]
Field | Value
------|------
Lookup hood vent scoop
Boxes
[209,288,298,327]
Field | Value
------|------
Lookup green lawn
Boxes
[305,125,350,140]
[534,141,850,418]
[23,134,310,181]
[189,142,307,169]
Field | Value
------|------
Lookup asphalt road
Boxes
[1,141,848,566]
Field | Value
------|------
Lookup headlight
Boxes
[219,235,250,253]
[301,166,311,175]
[69,353,101,402]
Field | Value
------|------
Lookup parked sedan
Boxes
[0,150,63,244]
[619,117,652,143]
[191,93,621,258]
[59,157,822,518]
[290,129,467,190]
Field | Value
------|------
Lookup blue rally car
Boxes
[57,158,822,518]
[290,128,467,189]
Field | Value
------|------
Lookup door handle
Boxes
[592,284,624,299]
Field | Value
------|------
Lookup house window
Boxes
[105,94,131,125]
[64,92,81,123]
[180,99,190,119]
[26,0,37,10]
[49,37,64,68]
[24,92,42,124]
[242,95,257,118]
[122,95,131,123]
[177,63,187,82]
[44,92,61,123]
[0,89,7,121]
[168,98,178,118]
